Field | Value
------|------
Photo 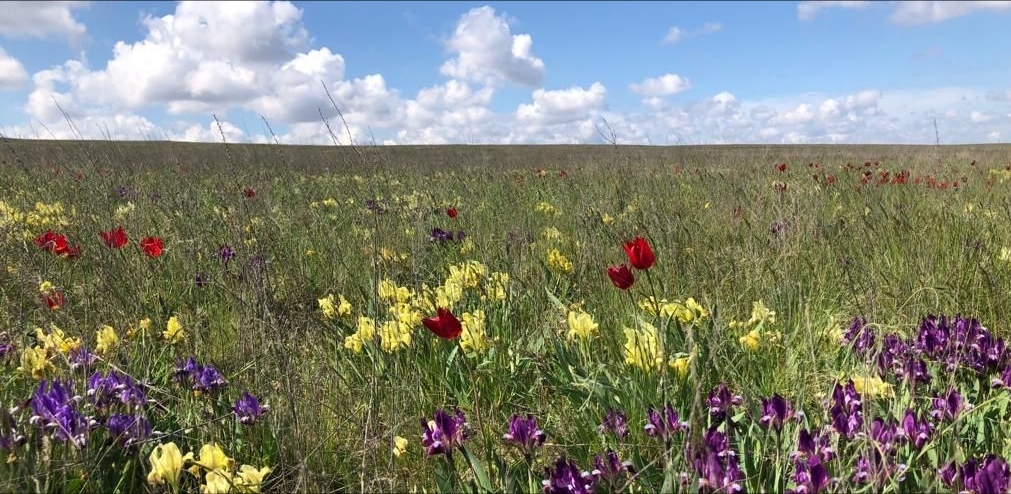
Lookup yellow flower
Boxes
[343,333,364,354]
[233,464,271,493]
[96,325,119,354]
[740,329,761,351]
[393,436,408,458]
[670,355,691,378]
[601,213,615,226]
[535,201,559,216]
[483,272,509,302]
[459,238,475,254]
[188,443,234,475]
[390,303,422,330]
[460,310,491,355]
[163,316,186,343]
[540,227,563,241]
[318,294,338,320]
[202,469,234,494]
[851,375,894,399]
[547,249,573,274]
[683,298,709,321]
[39,281,55,293]
[147,442,194,489]
[17,346,54,380]
[379,320,412,353]
[623,321,663,372]
[1000,247,1011,263]
[356,316,377,340]
[35,324,81,354]
[378,279,413,304]
[566,311,599,341]
[746,300,776,327]
[127,318,152,339]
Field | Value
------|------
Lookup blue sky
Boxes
[0,1,1009,145]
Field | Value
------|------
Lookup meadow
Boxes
[2,137,1011,493]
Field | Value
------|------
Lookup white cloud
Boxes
[891,1,1011,25]
[516,83,607,126]
[629,74,691,97]
[797,1,870,20]
[439,6,545,88]
[988,130,1002,142]
[662,22,722,44]
[0,1,89,40]
[970,110,997,123]
[0,47,28,90]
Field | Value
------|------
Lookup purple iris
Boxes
[791,427,836,464]
[542,456,596,494]
[591,449,634,491]
[930,388,965,423]
[691,426,744,494]
[173,356,228,395]
[87,370,147,412]
[29,380,88,447]
[644,405,688,442]
[899,409,932,450]
[420,407,469,457]
[759,393,794,433]
[842,317,875,357]
[598,409,629,439]
[707,383,743,422]
[503,413,546,456]
[218,244,236,265]
[788,455,831,494]
[106,414,151,448]
[829,380,863,439]
[68,346,98,372]
[234,391,268,425]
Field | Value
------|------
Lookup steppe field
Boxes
[3,138,1011,493]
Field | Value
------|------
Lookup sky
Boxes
[0,1,1010,146]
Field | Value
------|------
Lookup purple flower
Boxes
[691,428,744,494]
[421,407,469,457]
[792,427,836,464]
[0,332,14,362]
[788,455,831,494]
[503,414,546,456]
[992,365,1011,389]
[29,380,88,447]
[195,273,208,287]
[598,409,629,439]
[938,460,959,487]
[68,346,98,372]
[106,414,151,448]
[194,364,229,395]
[707,383,743,422]
[0,407,25,453]
[852,455,872,484]
[542,456,596,494]
[869,417,898,455]
[365,199,386,213]
[218,244,236,265]
[930,388,964,423]
[759,393,794,433]
[591,449,634,490]
[234,391,268,425]
[842,317,874,357]
[87,370,147,412]
[644,405,688,442]
[771,219,790,237]
[829,380,863,439]
[899,409,932,450]
[966,455,1011,494]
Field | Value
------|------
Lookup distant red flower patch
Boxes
[34,230,81,259]
[43,290,65,311]
[446,207,458,219]
[243,188,257,198]
[100,226,128,249]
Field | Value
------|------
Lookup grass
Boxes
[2,137,1011,493]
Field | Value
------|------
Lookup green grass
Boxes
[2,138,1011,493]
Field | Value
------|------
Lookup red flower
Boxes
[777,163,787,172]
[607,264,635,290]
[622,236,655,271]
[140,236,164,258]
[422,307,463,340]
[100,226,128,249]
[34,230,81,258]
[447,207,458,219]
[243,188,257,198]
[43,290,65,310]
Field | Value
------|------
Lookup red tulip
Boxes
[34,230,81,258]
[777,163,787,172]
[622,237,655,271]
[43,290,65,310]
[422,307,463,340]
[100,226,128,249]
[140,236,164,258]
[607,264,635,290]
[447,207,458,219]
[243,188,257,198]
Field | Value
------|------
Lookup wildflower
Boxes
[931,388,965,422]
[423,308,463,340]
[193,364,229,395]
[393,436,408,458]
[318,294,343,320]
[670,354,691,378]
[34,230,81,258]
[189,443,234,475]
[18,346,55,380]
[759,393,795,433]
[69,345,97,371]
[623,237,655,270]
[851,374,894,399]
[708,383,744,422]
[218,245,235,265]
[542,456,596,494]
[163,316,186,343]
[420,407,470,457]
[42,288,65,311]
[623,321,662,371]
[607,264,635,290]
[829,380,863,439]
[447,207,458,218]
[106,414,151,448]
[378,320,412,353]
[203,470,234,494]
[566,311,599,341]
[899,409,932,450]
[598,409,629,439]
[503,414,546,456]
[233,464,272,493]
[790,455,831,493]
[739,329,761,351]
[243,187,256,198]
[95,325,119,354]
[140,236,164,257]
[644,405,689,441]
[29,379,88,446]
[601,213,615,226]
[100,226,128,249]
[591,449,635,490]
[546,249,573,274]
[234,391,268,425]
[460,310,490,354]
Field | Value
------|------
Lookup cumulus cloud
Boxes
[661,22,722,44]
[0,47,28,89]
[0,1,90,40]
[516,83,607,126]
[891,1,1011,25]
[439,6,545,88]
[629,74,691,97]
[797,1,870,20]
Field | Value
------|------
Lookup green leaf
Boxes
[463,446,493,493]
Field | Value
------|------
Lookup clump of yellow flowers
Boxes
[729,300,782,351]
[148,441,271,493]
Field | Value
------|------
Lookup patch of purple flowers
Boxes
[174,356,229,396]
[420,407,470,457]
[690,426,745,494]
[829,380,863,439]
[430,227,466,244]
[598,408,629,439]
[502,413,546,456]
[87,370,148,412]
[106,413,151,448]
[29,379,88,447]
[234,391,268,425]
[542,456,596,494]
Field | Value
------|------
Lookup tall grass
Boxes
[1,138,1011,493]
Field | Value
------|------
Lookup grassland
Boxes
[2,137,1011,493]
